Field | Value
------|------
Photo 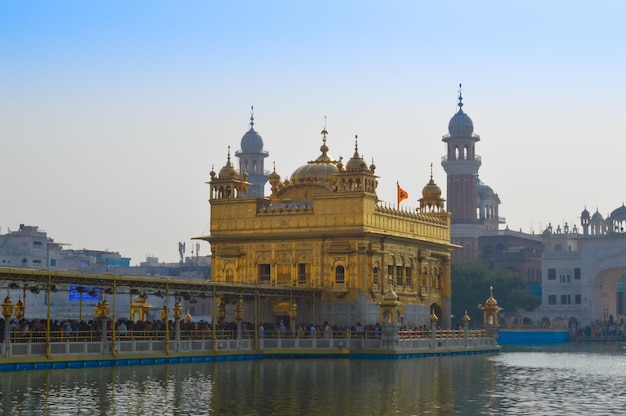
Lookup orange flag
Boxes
[397,182,409,205]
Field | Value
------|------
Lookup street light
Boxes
[173,296,183,352]
[430,309,438,345]
[2,292,14,320]
[13,296,24,320]
[3,292,15,357]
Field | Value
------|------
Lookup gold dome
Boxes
[269,164,280,182]
[218,147,239,179]
[134,294,147,304]
[485,286,498,307]
[290,130,339,184]
[345,136,368,172]
[422,177,442,199]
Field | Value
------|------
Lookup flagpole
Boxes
[396,181,399,210]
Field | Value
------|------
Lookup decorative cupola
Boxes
[379,280,404,325]
[268,162,282,201]
[336,135,379,194]
[478,286,502,327]
[581,206,590,235]
[419,163,445,213]
[209,146,250,200]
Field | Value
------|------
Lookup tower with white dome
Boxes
[441,85,504,261]
[235,107,269,198]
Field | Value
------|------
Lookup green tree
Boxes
[451,261,540,328]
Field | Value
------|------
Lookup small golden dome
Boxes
[269,166,280,182]
[422,177,442,199]
[345,136,368,172]
[485,286,498,307]
[134,294,147,304]
[217,146,239,179]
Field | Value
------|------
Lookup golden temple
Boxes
[200,127,458,330]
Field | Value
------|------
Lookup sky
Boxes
[2,1,625,265]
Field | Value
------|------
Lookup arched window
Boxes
[335,266,345,284]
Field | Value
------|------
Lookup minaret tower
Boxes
[441,85,483,261]
[235,106,269,198]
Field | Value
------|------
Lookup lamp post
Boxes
[160,302,169,355]
[94,298,110,354]
[76,286,84,322]
[173,296,183,352]
[462,310,471,347]
[430,309,438,346]
[235,296,244,347]
[2,292,14,357]
[14,296,24,321]
[289,301,298,337]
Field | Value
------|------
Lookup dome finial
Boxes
[354,135,359,153]
[250,105,254,127]
[430,162,433,180]
[458,83,463,109]
[321,116,328,144]
[227,145,232,166]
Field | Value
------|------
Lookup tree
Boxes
[451,261,540,327]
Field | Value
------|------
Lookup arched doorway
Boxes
[430,303,443,325]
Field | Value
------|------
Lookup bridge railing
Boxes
[0,327,498,361]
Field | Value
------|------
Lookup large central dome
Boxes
[290,130,340,185]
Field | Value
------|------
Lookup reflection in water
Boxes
[2,344,625,415]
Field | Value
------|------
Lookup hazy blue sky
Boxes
[2,1,625,264]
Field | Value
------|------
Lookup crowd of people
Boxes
[0,317,472,344]
[0,317,397,343]
[571,315,626,339]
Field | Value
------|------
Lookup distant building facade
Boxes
[0,225,211,320]
[0,225,63,269]
[523,206,626,328]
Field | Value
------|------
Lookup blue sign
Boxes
[69,286,99,301]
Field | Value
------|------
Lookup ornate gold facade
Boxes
[200,130,458,328]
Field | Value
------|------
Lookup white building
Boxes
[0,225,63,269]
[527,205,626,328]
